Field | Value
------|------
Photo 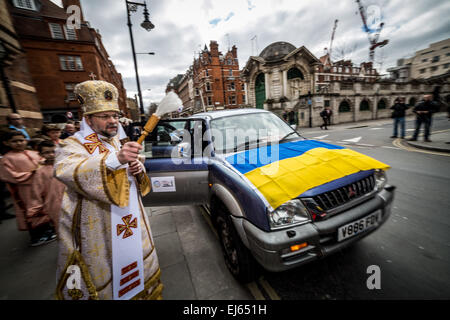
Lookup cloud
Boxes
[49,0,449,108]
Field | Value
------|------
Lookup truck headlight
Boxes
[374,170,387,190]
[268,199,311,230]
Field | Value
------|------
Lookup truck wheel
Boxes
[215,209,258,283]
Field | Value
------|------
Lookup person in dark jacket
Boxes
[320,107,333,130]
[409,94,438,142]
[390,97,408,138]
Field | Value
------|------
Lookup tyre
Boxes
[214,205,259,283]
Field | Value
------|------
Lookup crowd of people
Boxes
[0,112,142,247]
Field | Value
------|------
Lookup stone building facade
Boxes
[241,41,450,128]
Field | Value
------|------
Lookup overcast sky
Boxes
[51,0,450,110]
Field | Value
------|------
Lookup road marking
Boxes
[381,146,400,150]
[312,135,329,139]
[369,127,383,130]
[393,138,450,157]
[342,137,362,143]
[246,282,266,300]
[258,277,281,300]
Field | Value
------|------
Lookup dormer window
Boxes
[13,0,37,11]
[49,23,64,39]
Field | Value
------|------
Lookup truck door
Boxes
[142,118,210,206]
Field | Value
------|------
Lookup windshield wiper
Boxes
[279,132,298,142]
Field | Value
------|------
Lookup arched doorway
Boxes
[255,73,265,109]
[339,100,351,113]
[409,97,417,107]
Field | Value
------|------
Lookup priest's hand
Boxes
[128,160,144,175]
[118,142,143,164]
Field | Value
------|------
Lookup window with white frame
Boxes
[205,69,209,77]
[59,56,83,71]
[228,95,236,105]
[49,23,64,39]
[13,0,37,10]
[228,82,235,91]
[64,25,78,40]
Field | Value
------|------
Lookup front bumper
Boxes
[240,185,395,272]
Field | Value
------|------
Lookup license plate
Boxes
[337,211,382,242]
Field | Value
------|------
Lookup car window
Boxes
[143,120,190,158]
[210,112,300,153]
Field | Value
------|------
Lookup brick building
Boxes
[7,0,128,123]
[167,40,246,116]
[0,0,42,128]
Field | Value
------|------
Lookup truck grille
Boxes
[313,174,376,212]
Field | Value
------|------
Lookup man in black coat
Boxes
[390,97,408,139]
[409,94,438,142]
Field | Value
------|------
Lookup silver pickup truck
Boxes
[144,109,395,283]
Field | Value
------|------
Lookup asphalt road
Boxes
[257,114,450,299]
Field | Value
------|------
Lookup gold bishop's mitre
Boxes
[74,80,120,116]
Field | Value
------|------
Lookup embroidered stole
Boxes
[74,130,145,300]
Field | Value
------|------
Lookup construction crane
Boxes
[328,19,338,61]
[355,0,389,62]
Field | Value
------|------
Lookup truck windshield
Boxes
[210,112,301,153]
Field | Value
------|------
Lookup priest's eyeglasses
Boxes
[91,113,120,120]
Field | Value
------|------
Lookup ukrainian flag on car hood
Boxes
[224,140,390,211]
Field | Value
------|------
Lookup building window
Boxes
[228,82,235,91]
[206,82,211,91]
[227,59,232,65]
[325,100,330,107]
[49,23,65,39]
[332,67,337,72]
[241,83,245,91]
[444,63,450,69]
[338,67,342,73]
[422,58,428,62]
[195,88,199,96]
[229,69,233,76]
[13,0,37,10]
[360,100,370,111]
[339,101,351,113]
[431,56,440,63]
[65,83,77,100]
[228,95,236,105]
[287,67,304,80]
[377,99,386,110]
[420,68,426,74]
[64,25,78,40]
[242,94,246,103]
[59,56,83,71]
[207,96,213,106]
[431,66,438,72]
[205,69,209,77]
[345,67,350,73]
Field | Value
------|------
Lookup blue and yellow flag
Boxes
[225,140,390,210]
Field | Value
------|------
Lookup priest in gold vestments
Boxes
[54,80,162,300]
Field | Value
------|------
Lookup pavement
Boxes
[0,196,253,300]
[297,113,450,154]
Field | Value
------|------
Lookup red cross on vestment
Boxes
[116,214,138,239]
[83,133,109,154]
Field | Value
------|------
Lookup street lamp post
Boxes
[126,0,154,123]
